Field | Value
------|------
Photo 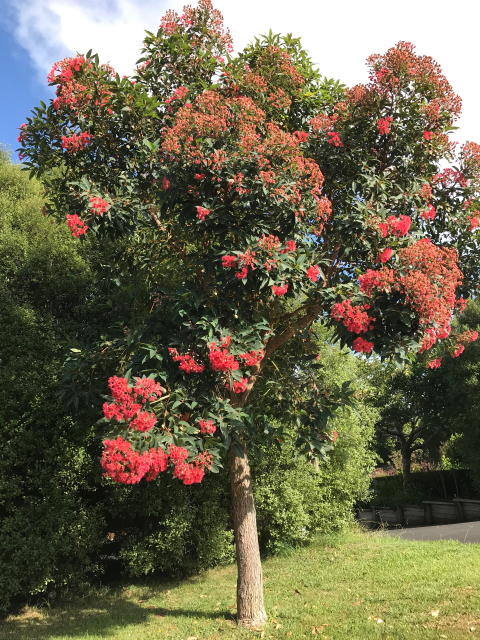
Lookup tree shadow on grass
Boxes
[0,588,233,639]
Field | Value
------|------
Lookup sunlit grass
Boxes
[2,529,480,639]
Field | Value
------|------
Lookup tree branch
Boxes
[265,303,322,357]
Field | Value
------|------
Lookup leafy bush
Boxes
[0,155,101,616]
[253,403,376,554]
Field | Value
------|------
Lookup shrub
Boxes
[253,403,376,554]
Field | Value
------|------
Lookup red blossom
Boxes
[330,299,375,334]
[352,337,374,353]
[168,444,189,464]
[168,348,205,373]
[198,418,217,434]
[226,377,249,393]
[421,204,436,220]
[388,215,411,237]
[358,268,395,296]
[61,132,92,152]
[467,213,480,231]
[327,131,343,147]
[281,240,297,253]
[451,345,465,358]
[306,265,321,282]
[208,344,239,371]
[427,357,442,369]
[89,196,110,215]
[238,349,264,367]
[101,438,152,484]
[165,86,189,104]
[235,266,248,279]
[196,205,211,220]
[423,131,434,140]
[377,116,393,135]
[130,411,157,432]
[66,214,88,238]
[378,248,393,263]
[221,255,238,268]
[161,176,171,190]
[272,283,288,296]
[257,234,281,252]
[293,130,309,142]
[144,448,169,482]
[133,377,165,403]
[172,462,204,484]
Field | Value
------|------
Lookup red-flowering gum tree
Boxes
[20,0,480,626]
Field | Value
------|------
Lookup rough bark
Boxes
[229,445,267,627]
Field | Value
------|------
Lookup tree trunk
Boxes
[229,445,267,627]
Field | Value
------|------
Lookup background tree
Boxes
[20,0,480,626]
[371,363,452,486]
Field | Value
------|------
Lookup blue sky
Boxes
[1,0,479,163]
[0,20,53,158]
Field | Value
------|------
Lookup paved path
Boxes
[385,521,480,543]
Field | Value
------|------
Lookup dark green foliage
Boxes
[369,469,475,507]
[0,157,102,616]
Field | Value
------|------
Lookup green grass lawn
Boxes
[2,529,480,639]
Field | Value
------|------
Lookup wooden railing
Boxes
[357,498,480,529]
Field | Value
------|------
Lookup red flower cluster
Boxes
[165,86,189,105]
[398,239,462,349]
[281,240,297,253]
[419,183,432,201]
[330,299,375,334]
[272,283,288,296]
[66,214,88,238]
[101,438,167,484]
[257,234,281,252]
[427,358,442,369]
[61,132,92,152]
[456,329,478,344]
[293,130,309,142]
[378,215,412,238]
[238,349,264,367]
[366,42,461,120]
[168,348,205,373]
[327,131,343,147]
[352,337,374,354]
[196,205,211,220]
[467,213,479,231]
[423,131,433,140]
[102,376,163,430]
[226,377,249,394]
[159,0,233,52]
[221,249,257,280]
[169,445,204,484]
[172,462,205,484]
[130,411,157,432]
[451,345,465,358]
[89,196,110,215]
[208,339,239,371]
[420,205,436,221]
[198,418,217,434]
[358,268,395,296]
[101,437,207,486]
[133,377,166,402]
[378,248,393,263]
[377,116,393,135]
[306,265,321,282]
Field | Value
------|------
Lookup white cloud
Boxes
[6,0,480,143]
